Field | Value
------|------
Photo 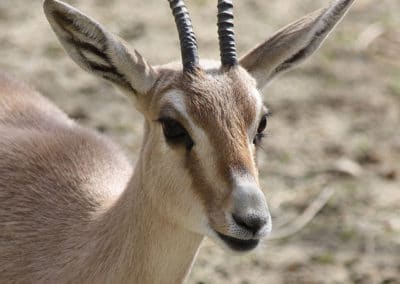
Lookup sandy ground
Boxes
[1,0,399,283]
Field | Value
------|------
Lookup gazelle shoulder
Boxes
[0,71,74,131]
[0,121,133,216]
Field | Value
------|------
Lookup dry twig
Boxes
[268,187,335,240]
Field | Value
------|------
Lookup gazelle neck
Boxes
[91,155,204,283]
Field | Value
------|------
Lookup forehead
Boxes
[156,66,263,130]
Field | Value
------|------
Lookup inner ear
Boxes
[43,0,158,103]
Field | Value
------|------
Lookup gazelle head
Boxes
[43,0,355,252]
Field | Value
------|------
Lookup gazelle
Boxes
[0,0,355,282]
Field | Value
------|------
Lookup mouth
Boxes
[216,232,260,252]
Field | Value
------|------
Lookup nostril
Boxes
[232,214,249,230]
[232,214,267,235]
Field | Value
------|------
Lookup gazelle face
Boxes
[141,61,271,251]
[44,0,355,253]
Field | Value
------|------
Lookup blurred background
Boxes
[0,0,399,283]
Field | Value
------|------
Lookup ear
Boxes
[43,0,157,98]
[239,0,355,89]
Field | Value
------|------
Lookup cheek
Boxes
[142,133,209,230]
[156,157,209,233]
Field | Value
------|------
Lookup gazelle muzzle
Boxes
[214,175,271,252]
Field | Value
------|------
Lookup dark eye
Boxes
[257,115,268,134]
[253,115,268,145]
[160,118,194,151]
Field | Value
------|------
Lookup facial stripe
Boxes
[185,147,237,235]
[158,90,228,203]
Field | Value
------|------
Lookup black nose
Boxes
[232,213,268,235]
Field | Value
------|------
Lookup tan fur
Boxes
[0,0,355,282]
[0,71,202,283]
[0,71,72,131]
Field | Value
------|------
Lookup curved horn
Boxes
[168,0,199,72]
[217,0,237,67]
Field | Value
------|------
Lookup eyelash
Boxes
[253,133,266,145]
[253,114,269,145]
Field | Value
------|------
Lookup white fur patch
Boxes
[249,88,265,138]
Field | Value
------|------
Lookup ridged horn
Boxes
[168,0,199,72]
[217,0,237,67]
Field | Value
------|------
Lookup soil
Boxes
[1,0,399,283]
